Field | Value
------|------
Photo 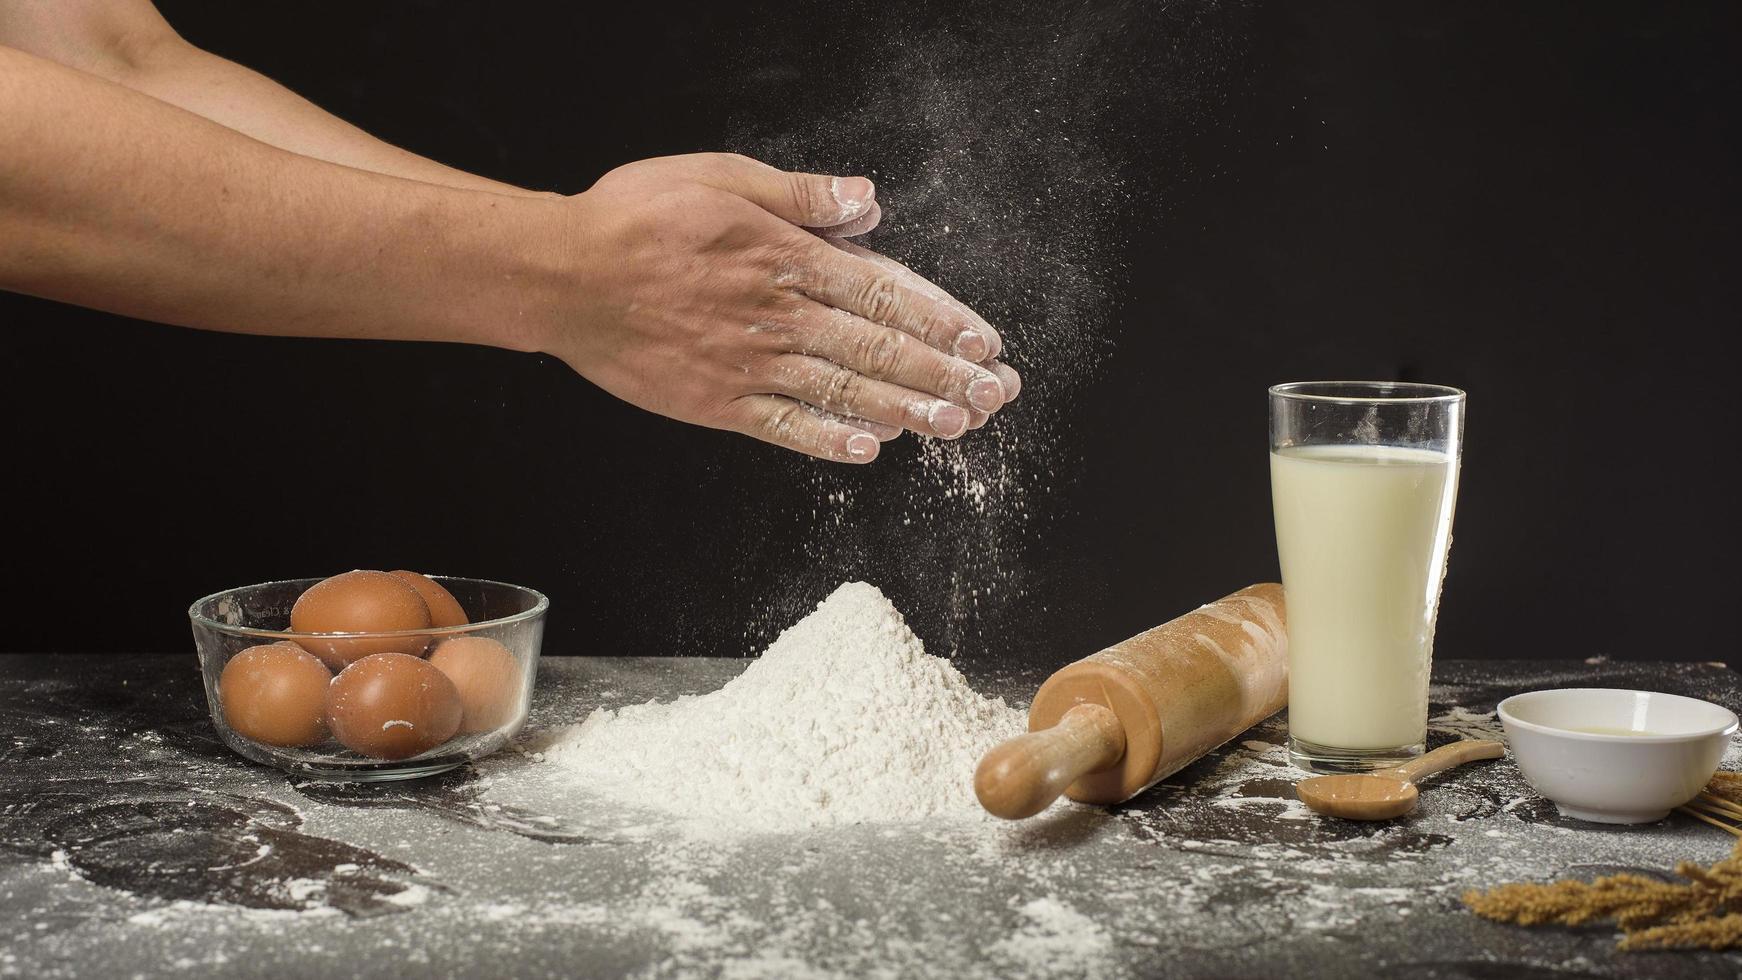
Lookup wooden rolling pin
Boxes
[976,583,1289,819]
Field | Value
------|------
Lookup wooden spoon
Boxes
[1296,739,1505,820]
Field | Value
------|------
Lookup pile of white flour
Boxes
[538,582,1024,834]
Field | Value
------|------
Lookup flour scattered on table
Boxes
[537,582,1024,835]
[988,897,1117,977]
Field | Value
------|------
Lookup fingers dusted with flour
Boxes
[815,410,902,443]
[686,153,879,230]
[812,235,1005,361]
[820,236,1013,435]
[534,152,1017,461]
[766,354,973,440]
[811,199,882,238]
[790,307,1010,416]
[724,396,883,464]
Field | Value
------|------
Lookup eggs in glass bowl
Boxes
[190,571,547,780]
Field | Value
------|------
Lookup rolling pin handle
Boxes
[974,703,1127,820]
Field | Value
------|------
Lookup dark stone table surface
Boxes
[3,654,1740,979]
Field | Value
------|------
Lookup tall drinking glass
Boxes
[1269,381,1465,773]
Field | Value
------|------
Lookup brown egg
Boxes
[325,652,462,760]
[428,636,523,733]
[389,570,469,629]
[290,570,433,668]
[218,642,333,748]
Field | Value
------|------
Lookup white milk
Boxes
[1271,444,1459,750]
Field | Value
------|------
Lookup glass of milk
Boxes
[1269,381,1465,773]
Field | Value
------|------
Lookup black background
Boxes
[3,1,1736,665]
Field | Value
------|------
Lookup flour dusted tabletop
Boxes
[3,654,1740,979]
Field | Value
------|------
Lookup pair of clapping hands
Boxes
[547,154,1018,463]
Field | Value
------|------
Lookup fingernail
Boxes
[831,176,875,220]
[928,401,969,439]
[966,376,1004,413]
[846,433,879,459]
[953,329,988,362]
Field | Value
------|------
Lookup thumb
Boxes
[702,154,876,228]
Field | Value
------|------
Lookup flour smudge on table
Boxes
[6,656,1741,978]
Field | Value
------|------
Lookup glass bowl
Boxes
[189,576,547,780]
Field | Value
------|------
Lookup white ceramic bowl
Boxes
[1498,688,1737,824]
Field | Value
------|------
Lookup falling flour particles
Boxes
[537,582,1024,835]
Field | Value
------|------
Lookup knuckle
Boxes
[788,177,823,223]
[859,330,906,378]
[916,306,957,345]
[824,368,860,410]
[943,359,976,397]
[747,353,782,386]
[766,238,820,288]
[740,351,778,385]
[855,276,904,324]
[806,415,841,458]
[761,401,804,441]
[697,396,740,429]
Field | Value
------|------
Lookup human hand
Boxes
[530,153,1019,463]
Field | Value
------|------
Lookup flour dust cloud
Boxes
[712,1,1252,660]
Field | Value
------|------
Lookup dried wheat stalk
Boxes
[1463,772,1742,952]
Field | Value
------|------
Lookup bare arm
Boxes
[0,0,553,197]
[0,43,548,348]
[0,45,1018,463]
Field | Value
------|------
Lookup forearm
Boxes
[0,0,552,198]
[0,44,556,351]
[109,39,557,199]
